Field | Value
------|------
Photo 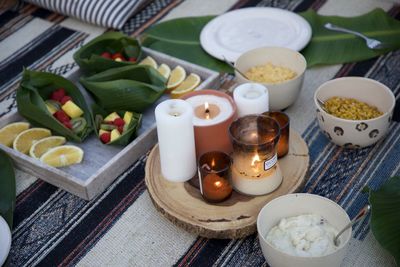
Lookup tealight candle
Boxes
[233,83,269,117]
[198,151,232,203]
[229,115,283,195]
[183,90,237,158]
[155,99,197,182]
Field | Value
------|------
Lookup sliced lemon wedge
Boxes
[158,63,171,79]
[167,66,186,90]
[29,136,66,158]
[170,73,201,99]
[40,145,84,167]
[13,128,51,154]
[139,56,158,69]
[0,122,30,147]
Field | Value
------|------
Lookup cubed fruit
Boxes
[104,112,121,122]
[113,118,125,127]
[99,129,110,136]
[54,110,70,123]
[100,132,111,144]
[101,52,112,59]
[60,95,72,105]
[112,53,126,61]
[128,57,137,62]
[63,121,73,129]
[45,100,60,115]
[62,100,84,119]
[118,126,124,134]
[50,88,66,102]
[110,129,121,142]
[123,111,133,125]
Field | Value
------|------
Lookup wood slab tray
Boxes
[0,48,220,200]
[145,130,309,239]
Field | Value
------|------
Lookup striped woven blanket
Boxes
[1,0,399,266]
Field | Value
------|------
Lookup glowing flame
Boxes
[214,181,222,188]
[251,154,261,166]
[204,102,209,111]
[211,159,215,168]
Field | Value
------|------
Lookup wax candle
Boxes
[229,115,283,195]
[182,90,237,158]
[198,151,232,203]
[233,83,269,117]
[155,99,197,182]
[263,111,290,157]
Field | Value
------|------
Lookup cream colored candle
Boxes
[233,83,269,117]
[155,99,196,182]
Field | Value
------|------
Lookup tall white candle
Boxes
[233,83,269,117]
[155,99,197,182]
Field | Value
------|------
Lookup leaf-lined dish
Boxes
[73,32,142,74]
[17,69,93,142]
[80,65,166,113]
[93,104,142,146]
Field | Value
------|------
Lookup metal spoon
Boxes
[222,56,250,80]
[334,205,371,246]
[316,98,328,113]
[324,23,389,50]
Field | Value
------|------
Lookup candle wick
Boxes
[205,109,210,113]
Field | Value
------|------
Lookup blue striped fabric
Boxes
[24,0,150,28]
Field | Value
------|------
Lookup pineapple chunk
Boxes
[46,103,58,114]
[104,112,121,122]
[99,129,110,136]
[62,100,84,118]
[110,129,121,142]
[123,111,133,125]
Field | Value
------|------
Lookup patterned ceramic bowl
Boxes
[314,77,395,148]
[234,46,306,110]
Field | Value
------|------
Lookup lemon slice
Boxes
[158,63,171,79]
[29,136,66,159]
[0,122,30,147]
[167,66,186,90]
[170,73,201,99]
[139,56,158,69]
[40,145,84,167]
[13,128,51,154]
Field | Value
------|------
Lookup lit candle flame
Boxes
[251,154,261,166]
[214,181,222,188]
[204,102,210,120]
[211,159,215,168]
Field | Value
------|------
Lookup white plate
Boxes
[200,7,312,62]
[0,216,11,266]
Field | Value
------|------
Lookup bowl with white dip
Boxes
[257,193,351,267]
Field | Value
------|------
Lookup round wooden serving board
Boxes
[145,130,309,239]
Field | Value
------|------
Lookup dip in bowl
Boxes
[257,193,351,267]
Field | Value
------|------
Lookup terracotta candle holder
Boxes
[182,90,237,158]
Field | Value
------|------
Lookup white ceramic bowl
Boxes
[314,77,395,148]
[257,193,351,267]
[234,46,307,110]
[0,216,11,266]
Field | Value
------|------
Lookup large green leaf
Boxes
[80,65,166,112]
[0,151,15,229]
[300,9,400,67]
[369,176,400,265]
[141,16,233,73]
[17,69,93,142]
[73,32,142,74]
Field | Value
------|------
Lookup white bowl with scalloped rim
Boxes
[314,77,395,148]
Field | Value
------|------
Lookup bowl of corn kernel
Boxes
[314,77,395,148]
[234,46,306,110]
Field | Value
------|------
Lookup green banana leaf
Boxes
[140,16,233,73]
[73,32,142,74]
[301,9,400,67]
[0,151,15,229]
[92,104,142,146]
[80,65,166,112]
[17,69,93,142]
[368,176,400,265]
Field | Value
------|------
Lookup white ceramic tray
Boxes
[0,48,220,200]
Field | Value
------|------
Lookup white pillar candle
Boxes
[233,83,269,117]
[155,99,197,182]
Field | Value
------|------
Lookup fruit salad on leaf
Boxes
[93,106,142,146]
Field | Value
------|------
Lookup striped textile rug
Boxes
[0,0,399,266]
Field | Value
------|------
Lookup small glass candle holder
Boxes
[198,151,233,203]
[263,111,290,158]
[229,115,283,196]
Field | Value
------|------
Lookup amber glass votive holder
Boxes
[198,151,233,203]
[263,111,290,158]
